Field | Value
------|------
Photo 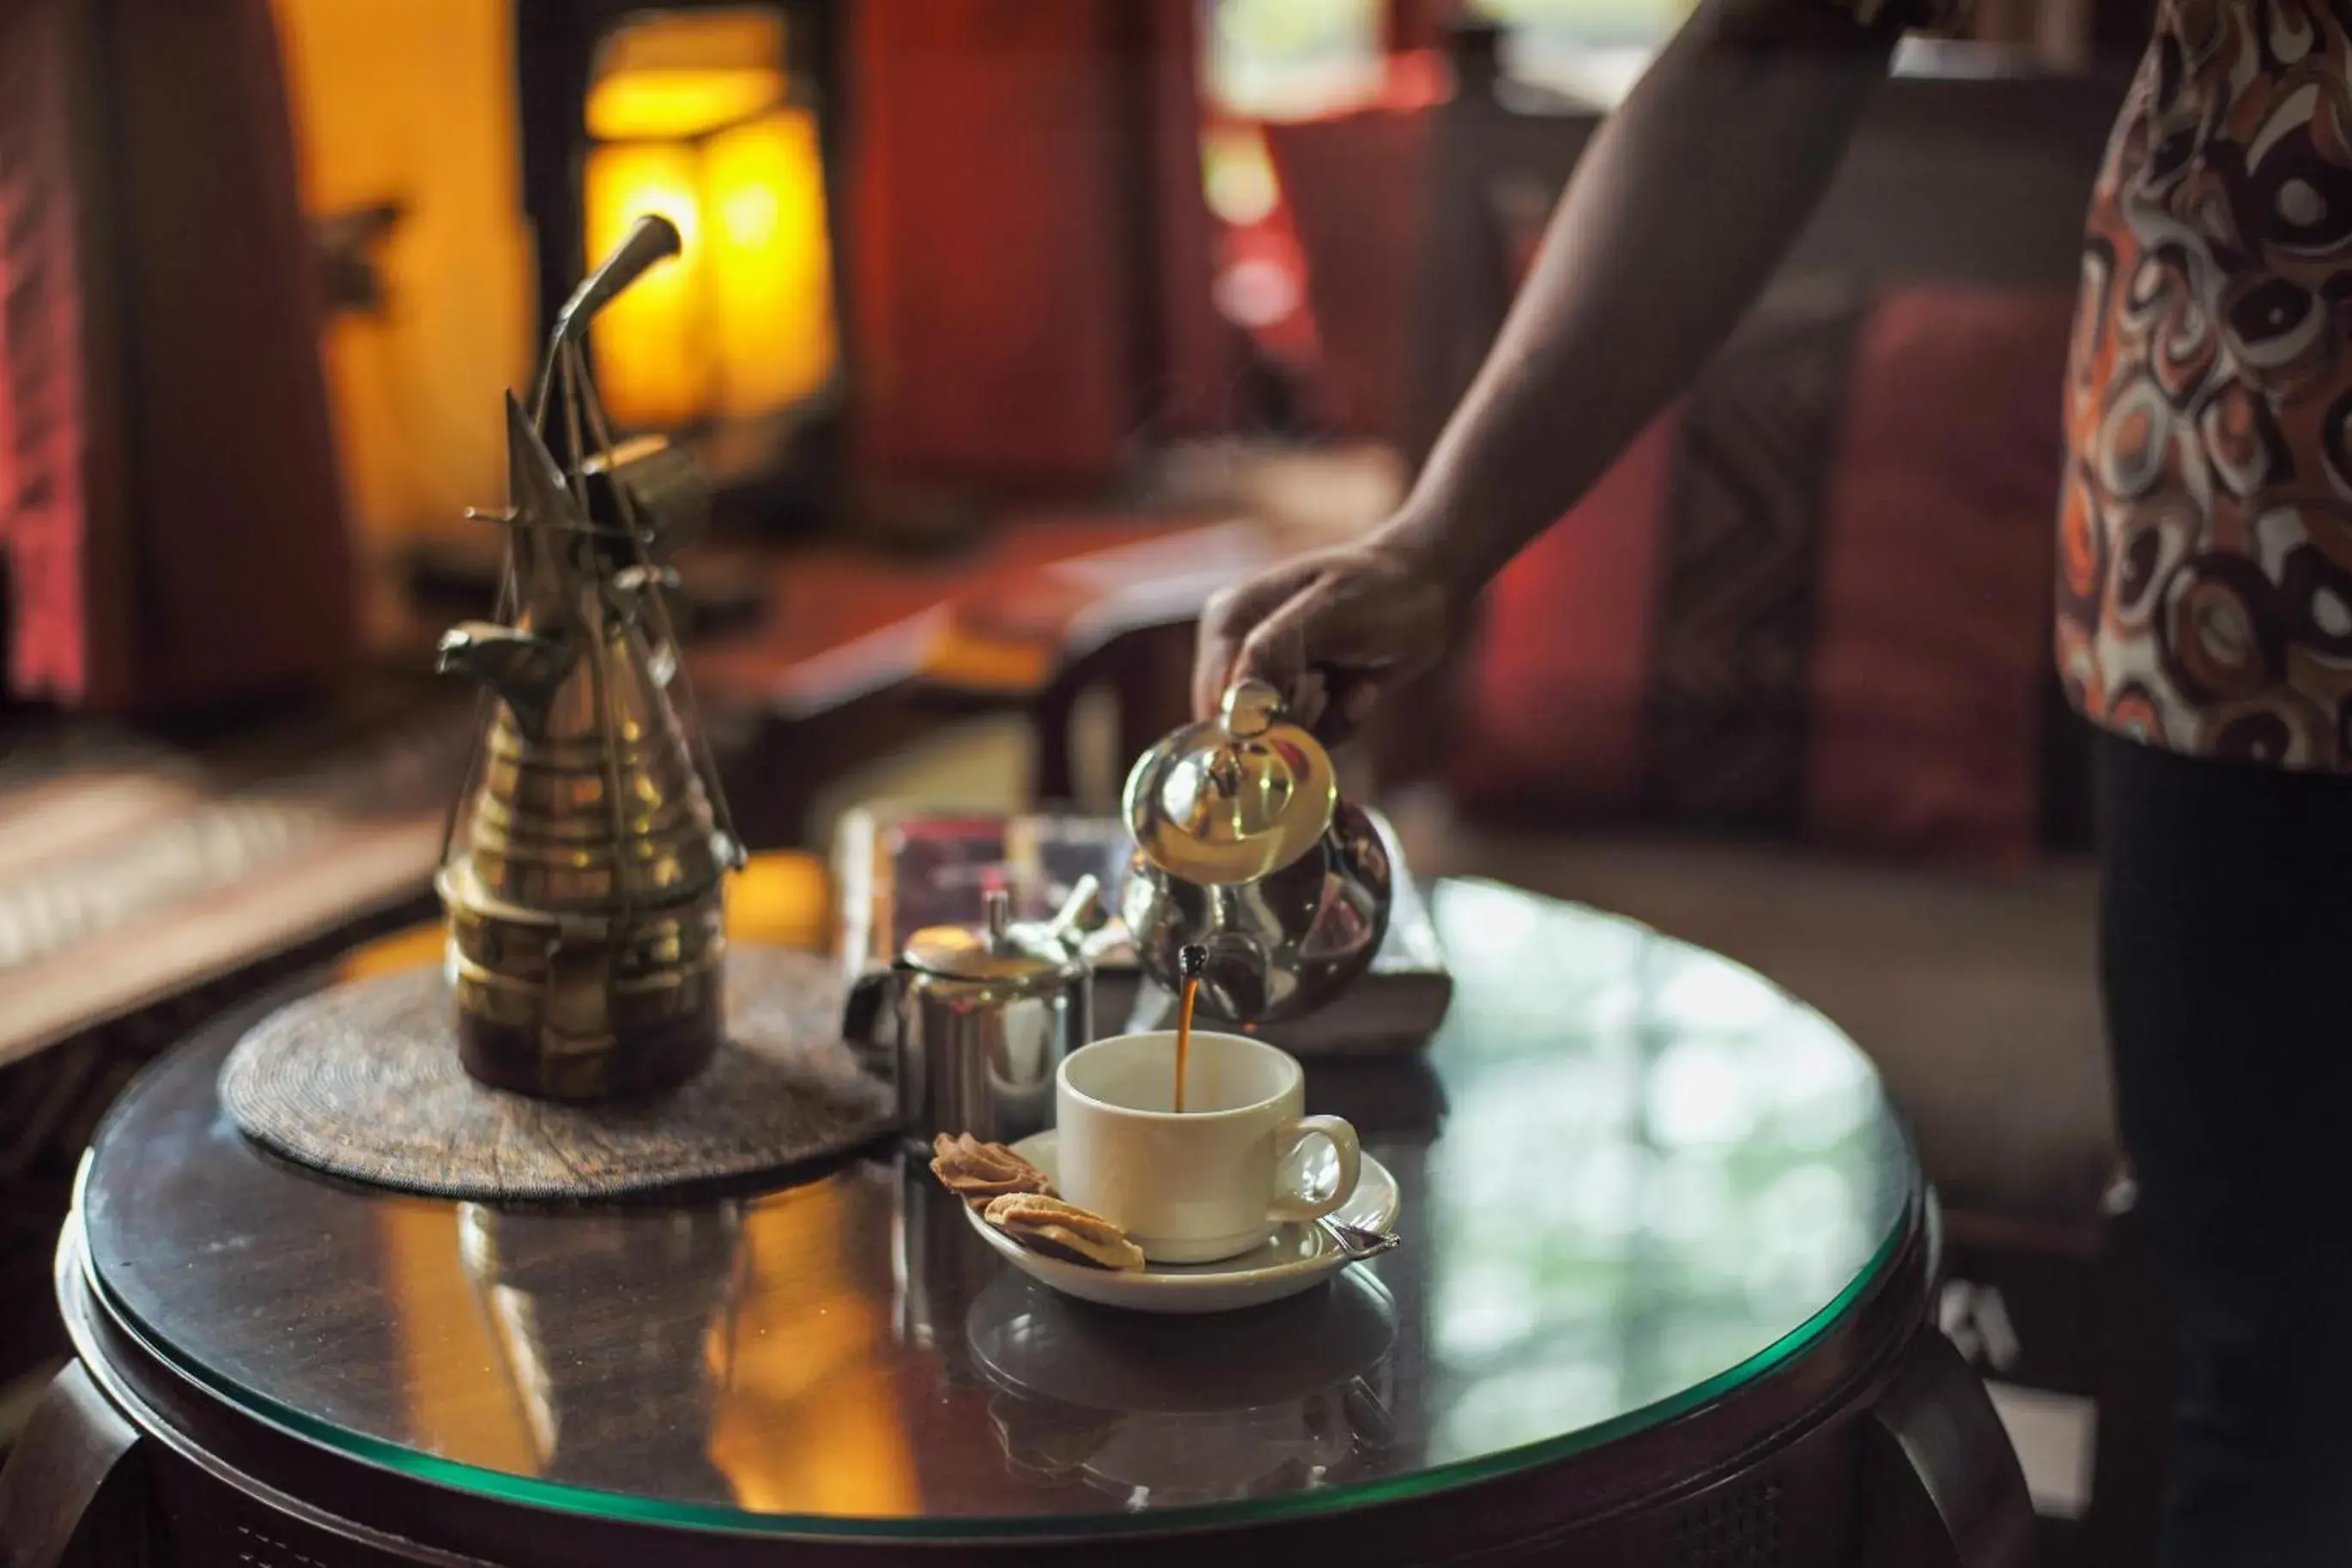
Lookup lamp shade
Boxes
[581,7,835,433]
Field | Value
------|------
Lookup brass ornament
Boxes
[434,215,744,1102]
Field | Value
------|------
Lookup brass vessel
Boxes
[435,215,743,1101]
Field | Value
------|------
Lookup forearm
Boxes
[1385,0,1904,605]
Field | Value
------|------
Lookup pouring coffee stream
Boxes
[1173,943,1206,1113]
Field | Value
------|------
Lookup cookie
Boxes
[930,1131,1054,1210]
[982,1192,1148,1272]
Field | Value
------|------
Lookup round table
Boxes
[2,879,2028,1567]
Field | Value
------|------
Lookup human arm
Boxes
[1194,0,1935,730]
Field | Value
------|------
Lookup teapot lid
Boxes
[902,883,1096,982]
[1123,679,1336,887]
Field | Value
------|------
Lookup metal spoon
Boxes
[1317,1216,1401,1262]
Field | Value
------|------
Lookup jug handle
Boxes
[1043,874,1106,948]
[841,967,898,1062]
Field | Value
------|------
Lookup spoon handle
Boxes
[1317,1216,1401,1262]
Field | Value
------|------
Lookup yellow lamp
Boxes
[581,9,837,433]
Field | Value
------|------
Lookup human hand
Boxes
[1191,536,1457,743]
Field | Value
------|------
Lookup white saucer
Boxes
[961,1130,1401,1315]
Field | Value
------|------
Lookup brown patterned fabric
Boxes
[1452,286,2075,867]
[1647,294,1868,831]
[2058,3,2352,771]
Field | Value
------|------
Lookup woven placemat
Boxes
[220,946,894,1200]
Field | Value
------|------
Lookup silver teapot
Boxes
[1119,680,1391,1025]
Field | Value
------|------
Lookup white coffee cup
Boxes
[1056,1029,1361,1264]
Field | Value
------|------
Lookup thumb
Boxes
[1232,595,1313,712]
[1193,562,1313,720]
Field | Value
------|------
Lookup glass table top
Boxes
[80,879,1915,1538]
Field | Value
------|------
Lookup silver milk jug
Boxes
[847,877,1101,1149]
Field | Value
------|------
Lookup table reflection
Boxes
[966,1268,1399,1509]
[383,1168,928,1517]
[702,1172,924,1516]
[456,1204,744,1503]
[894,1153,1002,1383]
[1422,881,1903,1459]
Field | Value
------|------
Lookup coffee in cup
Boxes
[1056,1030,1361,1265]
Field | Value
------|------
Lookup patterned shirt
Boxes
[2058,3,2352,770]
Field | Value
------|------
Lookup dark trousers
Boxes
[2096,731,2352,1566]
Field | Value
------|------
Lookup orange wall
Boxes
[270,0,534,626]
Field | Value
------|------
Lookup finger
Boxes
[1192,628,1240,725]
[1192,568,1310,720]
[1233,597,1312,714]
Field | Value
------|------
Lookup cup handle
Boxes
[1267,1115,1362,1224]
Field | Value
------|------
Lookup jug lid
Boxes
[902,887,1090,982]
[1123,679,1336,887]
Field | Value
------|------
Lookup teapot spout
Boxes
[436,621,576,737]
